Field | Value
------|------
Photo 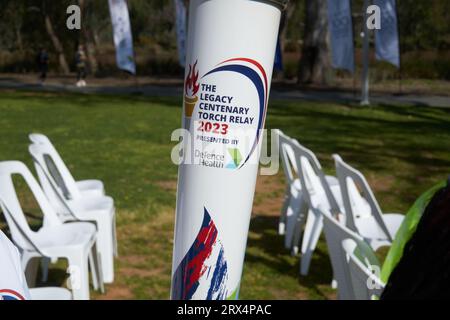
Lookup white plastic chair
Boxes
[333,154,404,250]
[289,139,344,276]
[29,133,105,198]
[0,161,103,300]
[342,238,385,300]
[28,135,117,259]
[275,130,305,250]
[321,207,380,300]
[29,143,116,283]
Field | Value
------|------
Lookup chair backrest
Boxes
[290,140,340,216]
[275,129,298,188]
[29,133,52,146]
[29,143,82,217]
[28,133,80,200]
[333,154,393,241]
[0,161,61,253]
[320,206,380,300]
[342,238,385,300]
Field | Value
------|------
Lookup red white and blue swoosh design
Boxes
[202,58,269,169]
[171,208,229,300]
[0,289,25,300]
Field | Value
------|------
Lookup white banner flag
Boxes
[327,0,355,72]
[374,0,400,68]
[108,0,136,74]
[174,0,187,67]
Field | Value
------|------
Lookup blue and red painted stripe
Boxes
[0,289,26,300]
[172,208,229,300]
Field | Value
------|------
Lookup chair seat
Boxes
[356,213,404,246]
[30,287,72,300]
[356,216,394,251]
[291,175,341,209]
[67,196,114,214]
[307,183,344,213]
[76,179,104,192]
[325,175,339,186]
[382,213,404,239]
[77,180,105,198]
[364,237,392,251]
[292,176,338,190]
[33,222,96,252]
[59,196,114,224]
[330,183,344,211]
[80,189,104,198]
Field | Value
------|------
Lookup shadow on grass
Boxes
[267,101,450,208]
[246,215,334,299]
[0,89,182,111]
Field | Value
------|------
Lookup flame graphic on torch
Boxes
[184,61,200,117]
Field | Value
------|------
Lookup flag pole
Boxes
[360,0,371,106]
[350,8,357,99]
[396,0,402,95]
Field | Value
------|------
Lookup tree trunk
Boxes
[79,0,98,75]
[44,14,70,74]
[14,23,23,52]
[280,1,296,52]
[92,29,100,48]
[274,2,296,80]
[84,37,99,75]
[298,0,330,85]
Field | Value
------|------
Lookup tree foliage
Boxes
[0,0,448,78]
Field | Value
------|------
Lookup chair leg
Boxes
[88,251,99,291]
[68,252,90,300]
[290,198,308,255]
[21,253,39,288]
[113,212,118,257]
[278,187,291,235]
[285,205,299,251]
[40,257,50,283]
[300,211,324,276]
[96,215,114,283]
[331,278,338,289]
[92,242,105,294]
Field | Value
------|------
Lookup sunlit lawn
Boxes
[0,89,449,299]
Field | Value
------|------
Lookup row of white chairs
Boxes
[275,129,404,299]
[0,134,117,299]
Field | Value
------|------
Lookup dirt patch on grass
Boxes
[367,173,395,193]
[253,196,284,218]
[95,207,174,299]
[120,267,166,278]
[97,286,134,300]
[155,180,177,192]
[120,255,148,266]
[253,174,285,217]
[255,174,284,194]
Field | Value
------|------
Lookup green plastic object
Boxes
[380,181,446,283]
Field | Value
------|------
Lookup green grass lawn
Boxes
[0,89,449,299]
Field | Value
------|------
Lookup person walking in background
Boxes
[75,45,87,87]
[36,48,49,85]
